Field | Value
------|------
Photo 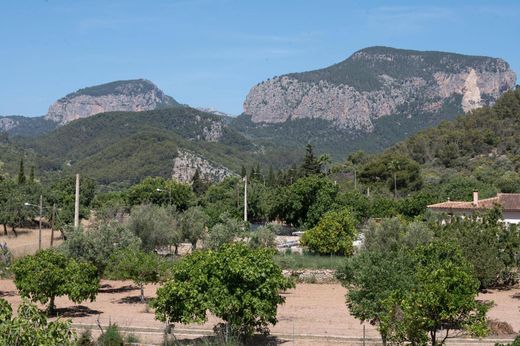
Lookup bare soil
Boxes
[0,227,63,258]
[1,279,519,344]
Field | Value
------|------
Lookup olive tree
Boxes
[153,243,294,339]
[180,206,209,250]
[12,249,99,315]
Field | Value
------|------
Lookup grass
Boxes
[274,252,346,270]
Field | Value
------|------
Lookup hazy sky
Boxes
[1,0,519,116]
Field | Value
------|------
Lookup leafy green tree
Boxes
[106,247,167,302]
[337,250,415,345]
[0,298,77,345]
[202,177,242,225]
[301,208,357,255]
[0,181,37,236]
[60,222,141,274]
[153,243,294,339]
[206,213,247,250]
[382,243,490,345]
[126,176,194,211]
[12,249,99,315]
[271,175,338,228]
[180,206,209,250]
[17,158,26,185]
[126,204,175,252]
[249,225,277,249]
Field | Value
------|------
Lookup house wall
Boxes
[503,211,520,224]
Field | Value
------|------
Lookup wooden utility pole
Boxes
[50,203,56,247]
[74,174,80,229]
[38,194,43,251]
[243,175,248,222]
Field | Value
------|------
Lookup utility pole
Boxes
[74,174,80,229]
[50,203,56,247]
[243,175,248,222]
[38,194,43,251]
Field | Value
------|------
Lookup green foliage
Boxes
[249,225,277,249]
[301,144,322,176]
[435,212,520,288]
[97,323,124,346]
[17,158,26,185]
[0,298,77,345]
[154,243,294,338]
[274,253,345,270]
[206,214,247,250]
[126,204,177,252]
[180,206,210,250]
[59,222,141,274]
[271,175,338,228]
[126,176,194,210]
[12,249,99,315]
[0,243,12,278]
[382,243,490,345]
[106,247,167,302]
[301,208,357,255]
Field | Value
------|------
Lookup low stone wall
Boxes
[282,269,337,283]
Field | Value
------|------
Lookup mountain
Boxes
[45,79,178,124]
[238,46,516,158]
[10,106,280,187]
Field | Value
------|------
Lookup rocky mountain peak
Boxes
[45,79,178,124]
[243,47,516,130]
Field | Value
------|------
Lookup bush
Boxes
[97,323,124,346]
[249,225,276,249]
[0,243,11,278]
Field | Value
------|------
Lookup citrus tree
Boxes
[0,298,76,345]
[153,243,294,339]
[12,249,99,315]
[301,208,357,255]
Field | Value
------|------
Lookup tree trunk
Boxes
[140,285,145,303]
[2,224,6,236]
[174,244,178,255]
[11,225,17,237]
[430,330,436,346]
[191,241,197,251]
[48,296,56,316]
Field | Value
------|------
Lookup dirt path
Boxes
[1,279,519,344]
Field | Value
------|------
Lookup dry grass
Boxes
[0,227,63,258]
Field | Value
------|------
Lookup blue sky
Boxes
[1,0,519,116]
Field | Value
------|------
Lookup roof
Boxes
[427,193,520,212]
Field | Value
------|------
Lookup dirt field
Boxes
[0,227,63,258]
[1,279,519,345]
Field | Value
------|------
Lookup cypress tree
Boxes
[301,144,321,176]
[191,168,206,195]
[240,165,247,178]
[29,166,35,184]
[17,158,26,185]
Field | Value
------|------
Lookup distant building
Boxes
[427,192,520,224]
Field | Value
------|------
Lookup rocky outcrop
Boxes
[172,149,237,183]
[243,47,516,131]
[0,118,17,132]
[45,79,178,124]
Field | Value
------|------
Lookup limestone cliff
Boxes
[243,47,516,131]
[45,79,178,124]
[172,149,237,183]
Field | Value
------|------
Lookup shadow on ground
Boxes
[56,305,102,318]
[167,335,288,345]
[117,295,151,304]
[98,284,138,294]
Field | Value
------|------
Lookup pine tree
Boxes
[240,165,247,178]
[17,158,26,185]
[301,144,321,176]
[29,166,35,184]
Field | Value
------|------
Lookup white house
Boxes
[427,191,520,224]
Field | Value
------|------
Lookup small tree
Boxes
[301,208,357,255]
[106,247,167,302]
[249,225,277,249]
[17,158,26,185]
[126,204,175,252]
[180,206,209,250]
[153,243,294,339]
[206,213,247,249]
[0,298,76,345]
[12,249,99,315]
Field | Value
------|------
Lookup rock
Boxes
[45,79,178,124]
[243,46,516,131]
[172,149,237,183]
